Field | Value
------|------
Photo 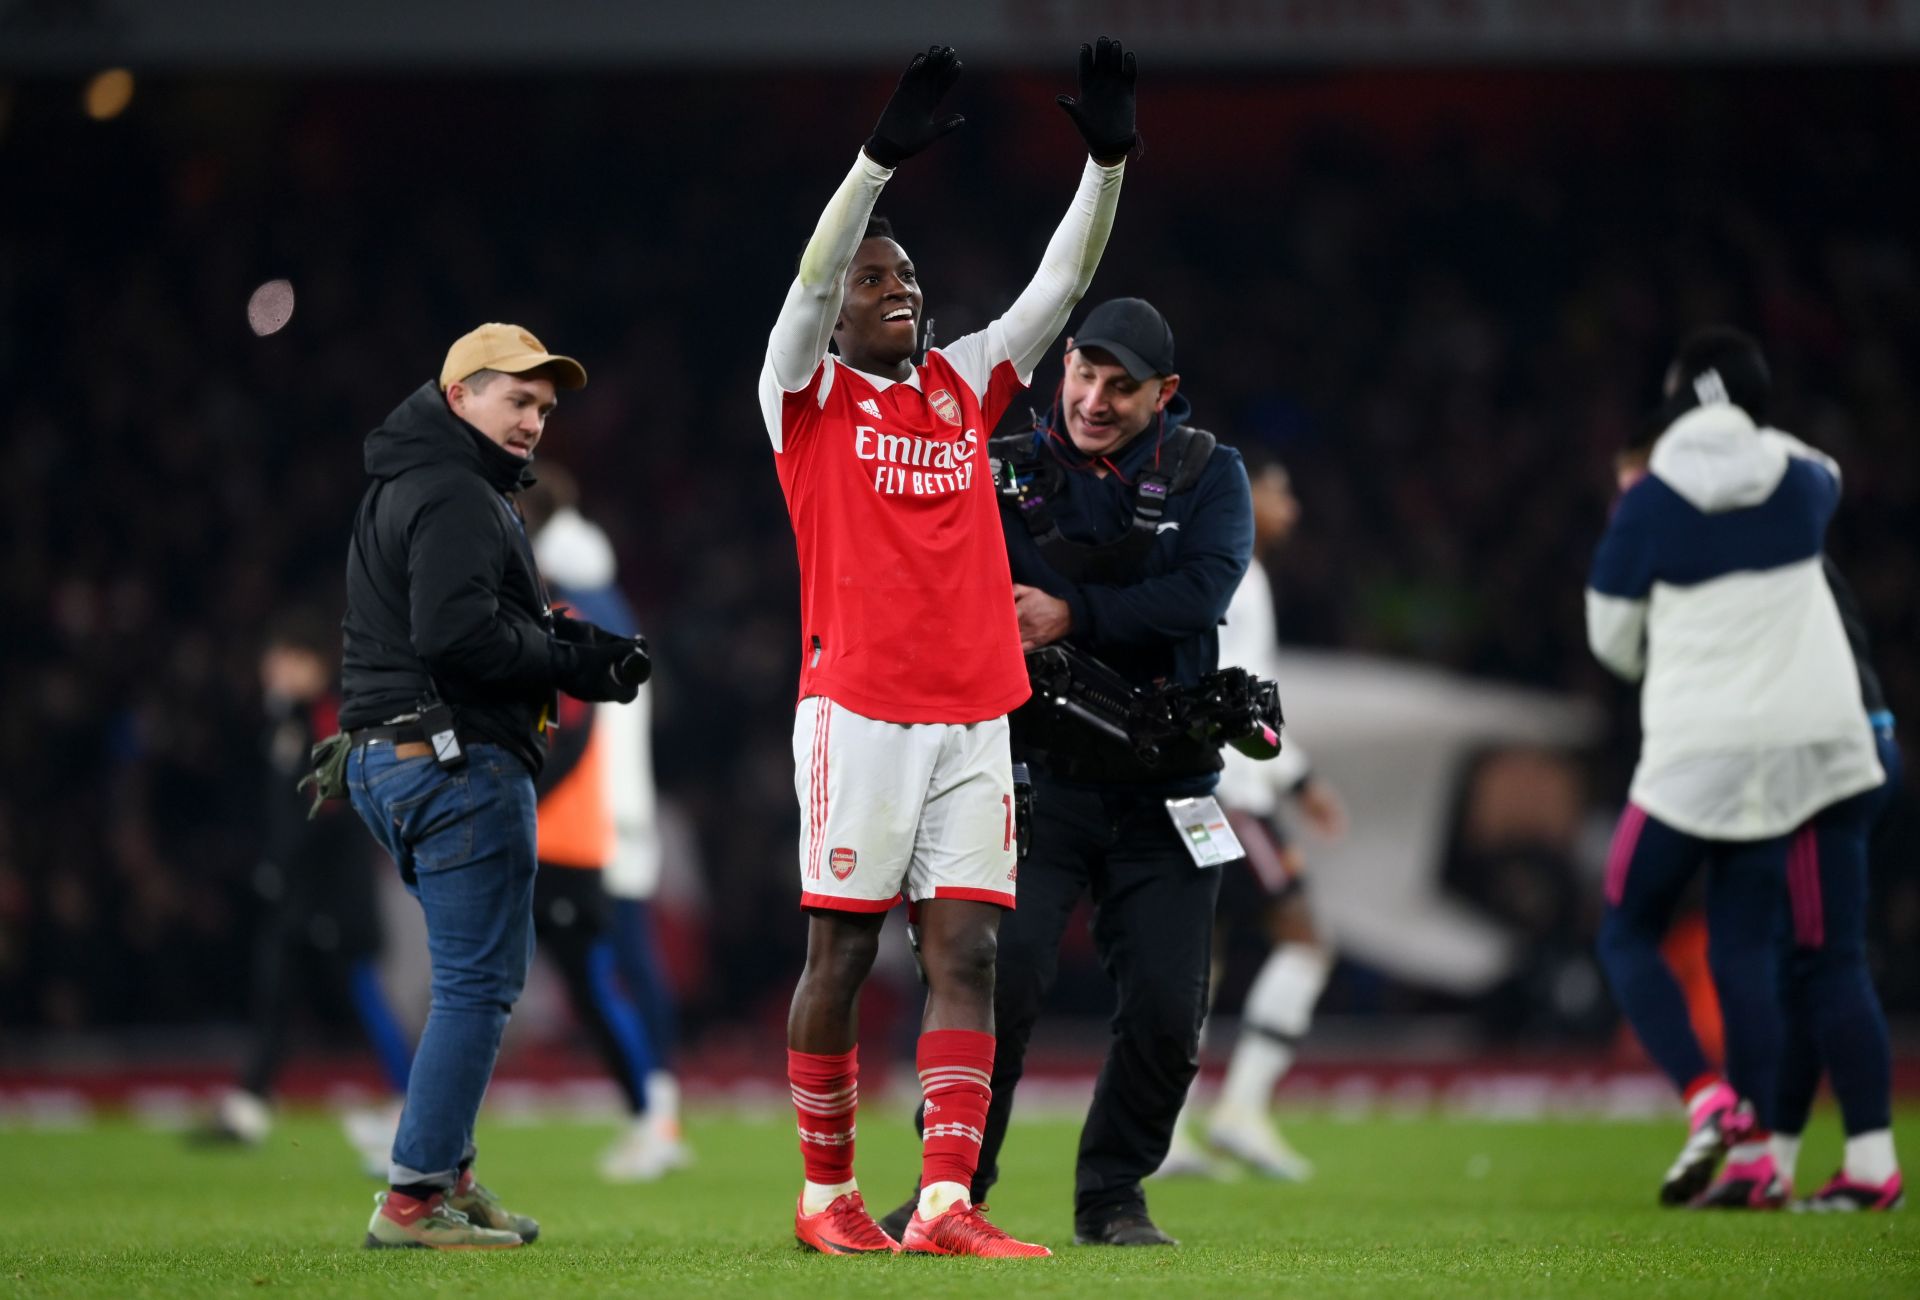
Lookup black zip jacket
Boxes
[1824,556,1888,718]
[340,382,558,776]
[1003,391,1255,792]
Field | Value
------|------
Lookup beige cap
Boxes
[439,323,587,392]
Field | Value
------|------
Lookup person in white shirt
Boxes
[1158,447,1345,1181]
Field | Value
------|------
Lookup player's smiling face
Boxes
[834,236,922,378]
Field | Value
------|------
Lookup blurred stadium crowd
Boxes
[1,64,1915,1047]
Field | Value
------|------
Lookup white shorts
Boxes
[792,696,1017,913]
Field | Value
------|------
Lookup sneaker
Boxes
[1794,1170,1905,1212]
[1661,1096,1755,1206]
[1154,1126,1234,1181]
[1206,1106,1315,1182]
[188,1089,271,1149]
[1691,1153,1788,1209]
[363,1191,524,1250]
[446,1169,539,1243]
[645,1113,695,1172]
[340,1103,401,1180]
[794,1191,900,1255]
[901,1202,1052,1258]
[1074,1210,1179,1247]
[599,1122,670,1183]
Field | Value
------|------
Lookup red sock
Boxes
[918,1028,994,1194]
[789,1046,858,1185]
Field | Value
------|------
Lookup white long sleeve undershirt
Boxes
[760,151,1125,444]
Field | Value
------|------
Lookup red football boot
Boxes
[794,1191,900,1255]
[901,1202,1052,1258]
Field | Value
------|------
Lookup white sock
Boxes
[917,1180,970,1219]
[646,1071,681,1131]
[1844,1129,1899,1185]
[1769,1133,1802,1185]
[1726,1140,1768,1165]
[1217,945,1330,1116]
[801,1178,857,1215]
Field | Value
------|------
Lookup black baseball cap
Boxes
[1073,297,1175,380]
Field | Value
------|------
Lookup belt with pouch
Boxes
[349,725,434,760]
[348,712,477,765]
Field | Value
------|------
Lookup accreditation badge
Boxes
[1164,796,1245,868]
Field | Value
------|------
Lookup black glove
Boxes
[551,637,650,704]
[864,45,965,168]
[1055,36,1137,162]
[552,608,627,647]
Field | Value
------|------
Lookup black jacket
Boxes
[1003,392,1254,792]
[1824,556,1888,718]
[340,382,558,776]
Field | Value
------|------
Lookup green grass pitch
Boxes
[2,1108,1914,1297]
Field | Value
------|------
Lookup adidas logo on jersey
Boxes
[857,398,883,419]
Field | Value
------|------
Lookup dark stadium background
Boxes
[2,9,1916,1099]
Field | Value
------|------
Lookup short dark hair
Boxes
[864,214,895,242]
[1670,326,1771,422]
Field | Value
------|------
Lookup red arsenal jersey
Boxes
[762,331,1032,724]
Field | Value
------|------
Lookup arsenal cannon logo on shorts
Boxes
[829,848,858,881]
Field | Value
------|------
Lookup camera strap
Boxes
[992,424,1216,583]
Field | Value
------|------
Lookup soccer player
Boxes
[1162,448,1347,1182]
[1587,328,1883,1207]
[760,40,1135,1256]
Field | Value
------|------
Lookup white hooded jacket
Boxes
[535,507,662,899]
[1585,405,1881,839]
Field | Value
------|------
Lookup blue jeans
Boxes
[347,740,538,1189]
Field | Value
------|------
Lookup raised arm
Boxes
[762,46,966,409]
[941,38,1137,392]
[1004,37,1137,375]
[763,152,895,396]
[997,158,1126,380]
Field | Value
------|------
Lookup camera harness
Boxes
[988,412,1216,583]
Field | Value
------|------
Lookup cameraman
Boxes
[336,324,647,1250]
[884,297,1253,1246]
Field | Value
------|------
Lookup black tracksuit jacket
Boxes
[339,382,558,776]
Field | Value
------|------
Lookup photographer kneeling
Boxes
[881,298,1256,1247]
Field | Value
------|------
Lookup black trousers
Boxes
[533,864,645,1115]
[964,773,1222,1227]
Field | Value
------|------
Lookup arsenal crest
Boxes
[829,848,857,881]
[928,389,962,426]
